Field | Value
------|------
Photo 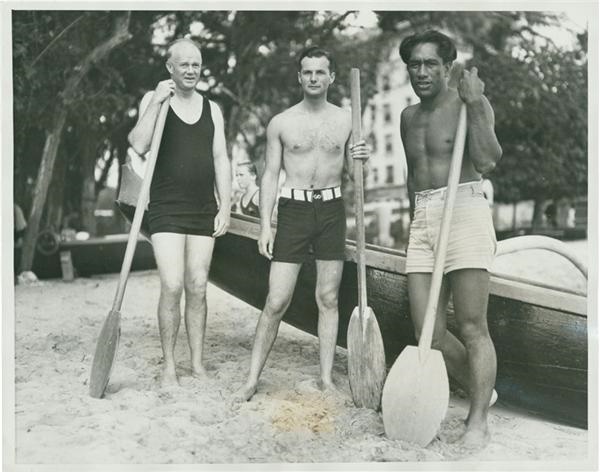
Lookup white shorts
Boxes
[406,181,497,274]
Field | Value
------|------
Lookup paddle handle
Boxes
[351,68,367,314]
[111,98,170,311]
[418,104,467,353]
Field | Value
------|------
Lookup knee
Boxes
[315,287,338,313]
[184,273,208,298]
[459,319,489,346]
[161,278,184,300]
[264,293,291,318]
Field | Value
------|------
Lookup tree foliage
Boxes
[375,10,587,205]
[12,9,587,248]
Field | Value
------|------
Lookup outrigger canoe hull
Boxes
[209,215,588,429]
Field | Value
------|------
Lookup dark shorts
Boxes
[272,197,346,263]
[148,211,215,237]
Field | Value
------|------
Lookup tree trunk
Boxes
[532,196,546,230]
[19,12,131,273]
[20,109,68,272]
[45,149,68,231]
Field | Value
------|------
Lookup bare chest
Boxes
[281,118,349,155]
[404,107,460,163]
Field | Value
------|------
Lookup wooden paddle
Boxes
[381,65,467,445]
[89,97,170,398]
[347,68,387,410]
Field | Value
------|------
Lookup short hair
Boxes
[237,161,257,175]
[297,46,336,73]
[399,30,457,65]
[166,38,202,61]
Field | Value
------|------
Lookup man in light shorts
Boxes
[399,30,502,448]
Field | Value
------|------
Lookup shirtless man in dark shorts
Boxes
[128,38,231,387]
[399,30,502,447]
[233,46,369,401]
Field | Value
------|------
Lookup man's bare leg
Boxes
[151,232,186,387]
[408,273,470,387]
[184,235,215,378]
[232,261,302,402]
[408,273,496,405]
[449,268,496,447]
[315,259,344,392]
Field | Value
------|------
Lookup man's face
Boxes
[297,56,335,97]
[407,42,450,99]
[166,43,202,91]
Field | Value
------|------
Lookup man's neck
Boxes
[174,87,197,100]
[419,85,450,110]
[300,95,329,113]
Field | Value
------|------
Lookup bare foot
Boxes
[232,383,257,403]
[318,379,341,396]
[454,424,491,452]
[160,367,180,388]
[191,365,211,380]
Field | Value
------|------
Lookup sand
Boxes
[11,239,593,469]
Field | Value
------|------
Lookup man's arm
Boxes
[260,117,283,229]
[400,107,416,220]
[211,101,232,237]
[257,116,283,259]
[459,68,502,173]
[128,80,174,155]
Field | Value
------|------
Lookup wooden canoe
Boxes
[14,232,155,279]
[209,213,588,428]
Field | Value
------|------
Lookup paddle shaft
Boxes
[111,98,170,312]
[350,68,368,315]
[418,104,467,353]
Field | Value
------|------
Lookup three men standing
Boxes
[127,32,501,449]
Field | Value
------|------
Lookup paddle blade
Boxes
[381,346,449,446]
[89,310,121,398]
[347,306,387,410]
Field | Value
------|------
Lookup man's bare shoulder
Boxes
[266,109,289,133]
[329,103,352,122]
[401,103,419,121]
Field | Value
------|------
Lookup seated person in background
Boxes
[235,161,260,218]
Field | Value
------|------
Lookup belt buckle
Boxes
[312,190,322,200]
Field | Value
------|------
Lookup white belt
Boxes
[280,186,342,202]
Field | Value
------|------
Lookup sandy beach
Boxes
[10,238,593,470]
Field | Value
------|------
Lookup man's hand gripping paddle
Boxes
[89,98,170,398]
[381,64,467,445]
[346,68,387,409]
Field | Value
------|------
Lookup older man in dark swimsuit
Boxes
[128,38,231,387]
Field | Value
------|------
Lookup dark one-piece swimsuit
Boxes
[148,96,218,236]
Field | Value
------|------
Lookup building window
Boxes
[382,74,391,92]
[372,168,379,185]
[369,132,377,153]
[383,104,392,124]
[370,104,376,122]
[385,134,393,155]
[405,97,412,107]
[386,165,394,184]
